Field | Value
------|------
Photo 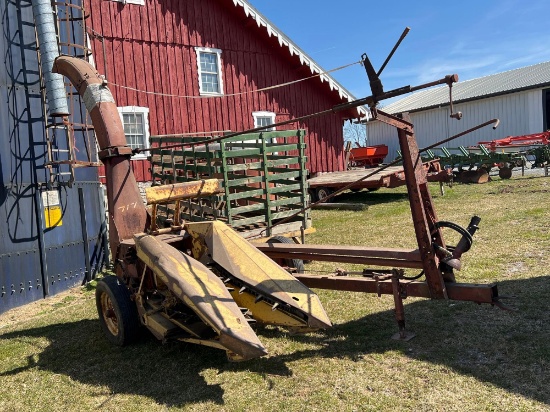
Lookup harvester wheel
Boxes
[267,236,305,274]
[96,276,140,346]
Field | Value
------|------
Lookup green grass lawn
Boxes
[1,175,549,411]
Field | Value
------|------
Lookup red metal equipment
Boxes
[478,131,550,151]
[258,106,504,339]
[53,56,332,361]
[349,144,389,167]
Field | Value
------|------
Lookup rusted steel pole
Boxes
[382,111,448,299]
[52,56,149,258]
[295,274,498,304]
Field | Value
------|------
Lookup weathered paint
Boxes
[134,233,268,360]
[53,56,150,250]
[145,179,222,204]
[85,0,358,176]
[185,220,332,329]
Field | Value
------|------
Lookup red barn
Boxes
[87,0,365,180]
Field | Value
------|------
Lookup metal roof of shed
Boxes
[380,61,550,115]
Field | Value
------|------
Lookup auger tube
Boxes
[52,56,149,255]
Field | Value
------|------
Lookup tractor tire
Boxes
[96,276,140,346]
[267,236,305,274]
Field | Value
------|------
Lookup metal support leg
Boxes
[390,269,415,341]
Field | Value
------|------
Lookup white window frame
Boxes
[253,111,277,152]
[252,111,276,131]
[195,47,224,96]
[117,106,150,159]
[109,0,145,6]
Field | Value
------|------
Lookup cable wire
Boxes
[107,60,361,99]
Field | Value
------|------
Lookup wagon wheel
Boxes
[96,276,140,346]
[308,189,318,203]
[480,164,492,174]
[499,166,513,179]
[315,187,334,202]
[266,236,305,274]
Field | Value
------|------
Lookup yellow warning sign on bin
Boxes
[42,190,63,228]
[44,205,63,228]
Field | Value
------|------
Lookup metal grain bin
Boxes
[0,0,107,314]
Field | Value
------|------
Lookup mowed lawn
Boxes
[1,173,549,412]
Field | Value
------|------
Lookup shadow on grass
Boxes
[258,275,550,405]
[331,190,409,206]
[0,319,229,406]
[1,276,548,407]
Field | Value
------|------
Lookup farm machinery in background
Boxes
[347,144,389,168]
[310,139,451,202]
[417,131,550,183]
[52,26,508,361]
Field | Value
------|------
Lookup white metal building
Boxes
[366,61,550,160]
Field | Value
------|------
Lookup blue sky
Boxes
[247,0,550,100]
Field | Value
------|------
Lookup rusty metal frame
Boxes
[294,274,498,304]
[376,109,452,298]
[256,108,502,336]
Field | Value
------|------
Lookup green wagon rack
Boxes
[149,130,312,240]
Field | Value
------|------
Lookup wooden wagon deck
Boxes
[308,160,450,200]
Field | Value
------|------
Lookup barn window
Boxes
[253,112,277,149]
[117,106,150,159]
[253,111,276,131]
[196,47,224,95]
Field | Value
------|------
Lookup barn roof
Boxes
[379,61,550,115]
[231,0,367,117]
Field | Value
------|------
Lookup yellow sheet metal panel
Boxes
[185,221,332,330]
[228,285,307,327]
[145,179,222,205]
[133,233,267,360]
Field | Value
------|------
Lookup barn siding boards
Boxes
[85,0,356,176]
